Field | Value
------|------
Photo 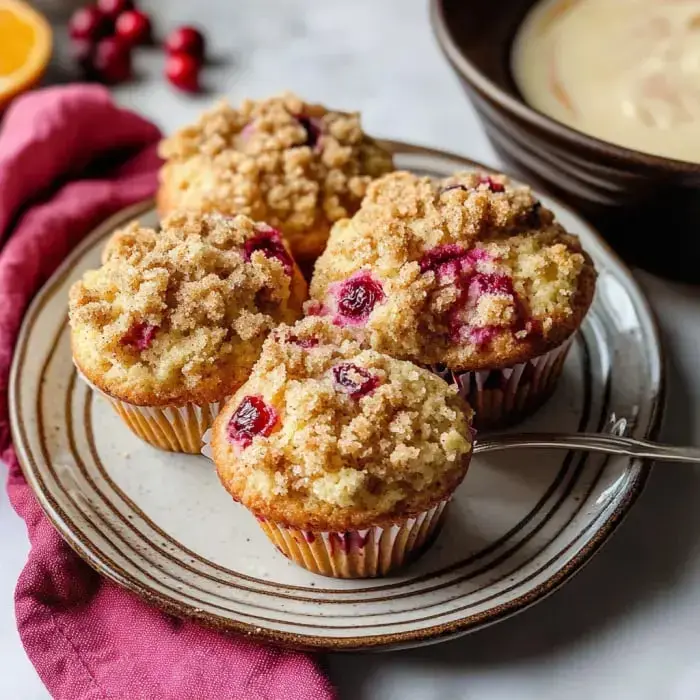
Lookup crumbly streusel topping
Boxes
[212,317,473,529]
[157,93,394,258]
[69,211,304,405]
[309,170,597,370]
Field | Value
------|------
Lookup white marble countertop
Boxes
[3,0,700,697]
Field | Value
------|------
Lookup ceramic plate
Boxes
[10,142,663,651]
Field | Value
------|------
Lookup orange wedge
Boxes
[0,0,52,110]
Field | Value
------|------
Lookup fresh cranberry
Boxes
[69,5,111,42]
[93,37,132,84]
[296,115,321,148]
[70,39,95,77]
[97,0,133,21]
[121,322,158,350]
[332,363,380,399]
[334,272,384,325]
[227,396,278,448]
[115,9,152,46]
[479,176,505,193]
[243,228,293,275]
[165,26,206,60]
[165,53,200,92]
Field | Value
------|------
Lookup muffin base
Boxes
[433,337,574,431]
[77,369,223,454]
[256,499,450,579]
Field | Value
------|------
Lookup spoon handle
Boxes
[474,432,700,464]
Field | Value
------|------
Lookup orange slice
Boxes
[0,0,52,109]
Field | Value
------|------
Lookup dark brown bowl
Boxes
[431,0,700,283]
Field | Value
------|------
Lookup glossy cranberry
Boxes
[335,272,384,324]
[93,37,132,84]
[296,115,320,148]
[115,9,152,46]
[243,228,292,274]
[332,363,380,399]
[165,26,206,60]
[70,39,95,76]
[165,53,200,92]
[69,5,111,42]
[97,0,133,21]
[121,322,158,350]
[479,176,505,193]
[227,396,278,448]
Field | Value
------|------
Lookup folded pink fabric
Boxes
[1,85,335,700]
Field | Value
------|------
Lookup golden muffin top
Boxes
[158,93,394,259]
[309,170,597,371]
[69,211,305,406]
[212,317,473,531]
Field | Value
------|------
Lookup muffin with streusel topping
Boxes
[69,211,307,453]
[309,170,597,429]
[211,316,474,578]
[157,93,394,264]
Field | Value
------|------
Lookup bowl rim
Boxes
[429,0,700,173]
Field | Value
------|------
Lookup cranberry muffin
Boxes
[211,317,474,578]
[309,170,597,429]
[69,211,307,453]
[157,93,394,264]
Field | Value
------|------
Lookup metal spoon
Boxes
[475,432,700,464]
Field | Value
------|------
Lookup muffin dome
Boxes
[212,317,473,532]
[69,211,307,406]
[157,93,394,261]
[309,170,597,371]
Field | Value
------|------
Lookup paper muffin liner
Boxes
[431,337,574,430]
[255,499,451,579]
[77,369,223,454]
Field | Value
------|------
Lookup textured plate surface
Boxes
[10,142,663,651]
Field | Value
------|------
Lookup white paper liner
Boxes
[257,498,451,578]
[431,336,574,430]
[76,368,222,454]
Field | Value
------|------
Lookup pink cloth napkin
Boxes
[0,85,335,700]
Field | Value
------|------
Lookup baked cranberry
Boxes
[439,184,468,195]
[468,272,515,298]
[69,5,111,42]
[93,37,133,84]
[287,335,319,349]
[165,53,200,92]
[121,322,158,350]
[332,363,380,399]
[227,396,278,448]
[115,9,152,46]
[165,26,206,60]
[97,0,133,21]
[296,115,321,148]
[419,244,489,277]
[335,272,384,325]
[329,531,370,553]
[243,228,292,274]
[479,176,505,193]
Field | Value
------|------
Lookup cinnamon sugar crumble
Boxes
[157,93,394,259]
[309,170,597,370]
[69,211,304,404]
[213,317,473,525]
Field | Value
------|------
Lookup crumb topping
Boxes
[157,93,394,259]
[70,211,306,405]
[309,170,597,370]
[212,317,473,530]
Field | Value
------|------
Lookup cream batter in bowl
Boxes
[431,0,700,283]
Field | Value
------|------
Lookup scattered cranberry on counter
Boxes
[69,5,111,42]
[93,37,133,85]
[165,52,201,92]
[115,9,152,46]
[165,26,206,60]
[96,0,134,21]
